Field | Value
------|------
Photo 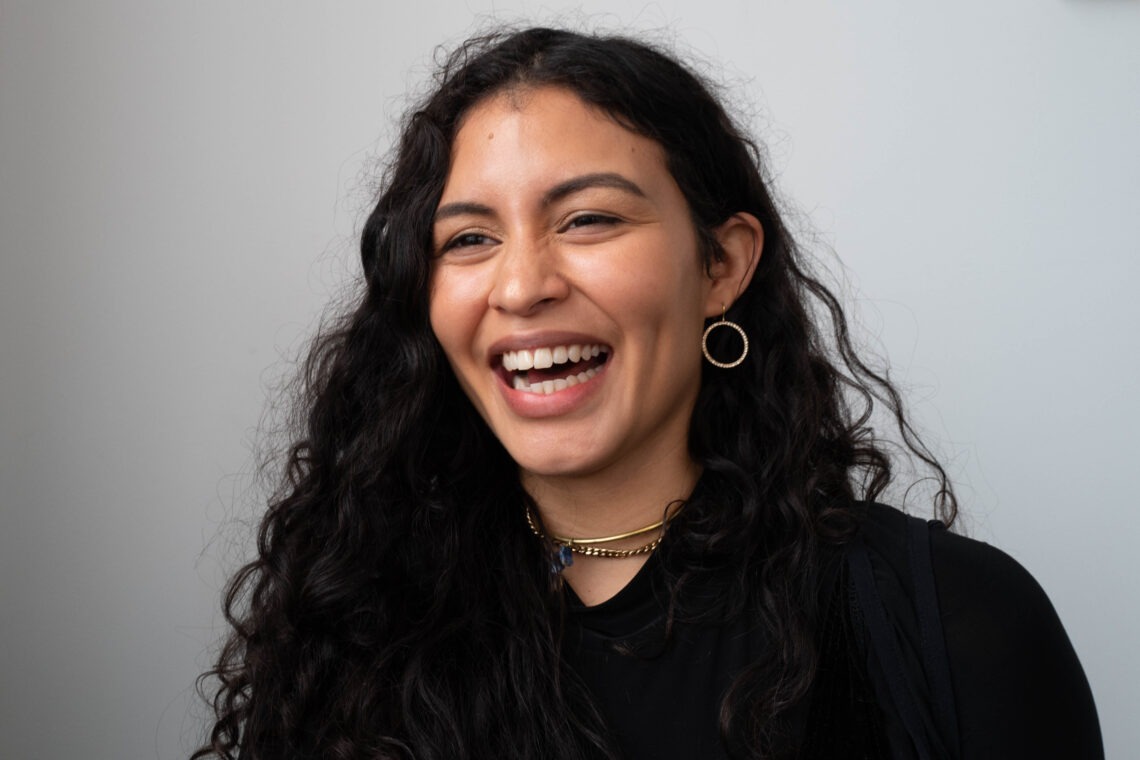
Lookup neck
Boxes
[521,439,700,540]
[521,438,700,606]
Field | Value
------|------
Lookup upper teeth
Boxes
[501,344,607,371]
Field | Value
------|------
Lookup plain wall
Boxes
[2,1,1137,757]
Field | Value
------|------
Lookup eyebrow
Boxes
[433,201,494,223]
[541,172,647,206]
[433,172,647,223]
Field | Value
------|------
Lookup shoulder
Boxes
[854,503,1103,758]
[857,502,1047,610]
[856,502,1063,623]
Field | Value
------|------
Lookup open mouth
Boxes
[497,343,611,395]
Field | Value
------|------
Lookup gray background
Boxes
[2,1,1137,758]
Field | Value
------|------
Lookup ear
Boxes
[704,212,763,318]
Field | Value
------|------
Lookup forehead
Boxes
[441,87,670,200]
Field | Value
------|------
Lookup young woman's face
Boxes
[429,87,719,481]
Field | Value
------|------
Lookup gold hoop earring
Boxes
[701,305,749,369]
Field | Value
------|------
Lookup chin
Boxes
[508,444,609,480]
[513,456,594,480]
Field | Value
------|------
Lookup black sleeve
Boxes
[930,528,1104,759]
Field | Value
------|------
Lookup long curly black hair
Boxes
[193,27,956,760]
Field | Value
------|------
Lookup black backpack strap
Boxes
[848,534,941,759]
[907,518,960,758]
[800,550,892,759]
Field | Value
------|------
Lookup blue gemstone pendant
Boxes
[550,544,574,574]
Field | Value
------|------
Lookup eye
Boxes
[561,213,621,232]
[441,231,497,252]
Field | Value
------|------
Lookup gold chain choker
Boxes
[524,506,676,571]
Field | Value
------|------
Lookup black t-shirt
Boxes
[563,503,1103,759]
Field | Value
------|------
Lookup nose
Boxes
[487,236,570,316]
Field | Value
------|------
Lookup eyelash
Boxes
[561,213,620,231]
[442,232,495,251]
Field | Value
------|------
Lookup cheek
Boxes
[427,279,449,352]
[601,255,708,331]
[428,277,490,416]
[428,270,483,361]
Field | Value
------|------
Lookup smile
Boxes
[497,343,610,396]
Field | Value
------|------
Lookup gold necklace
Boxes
[524,506,675,566]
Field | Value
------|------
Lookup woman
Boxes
[194,28,1102,759]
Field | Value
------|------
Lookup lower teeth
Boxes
[512,367,599,394]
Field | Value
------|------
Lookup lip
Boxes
[488,330,612,418]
